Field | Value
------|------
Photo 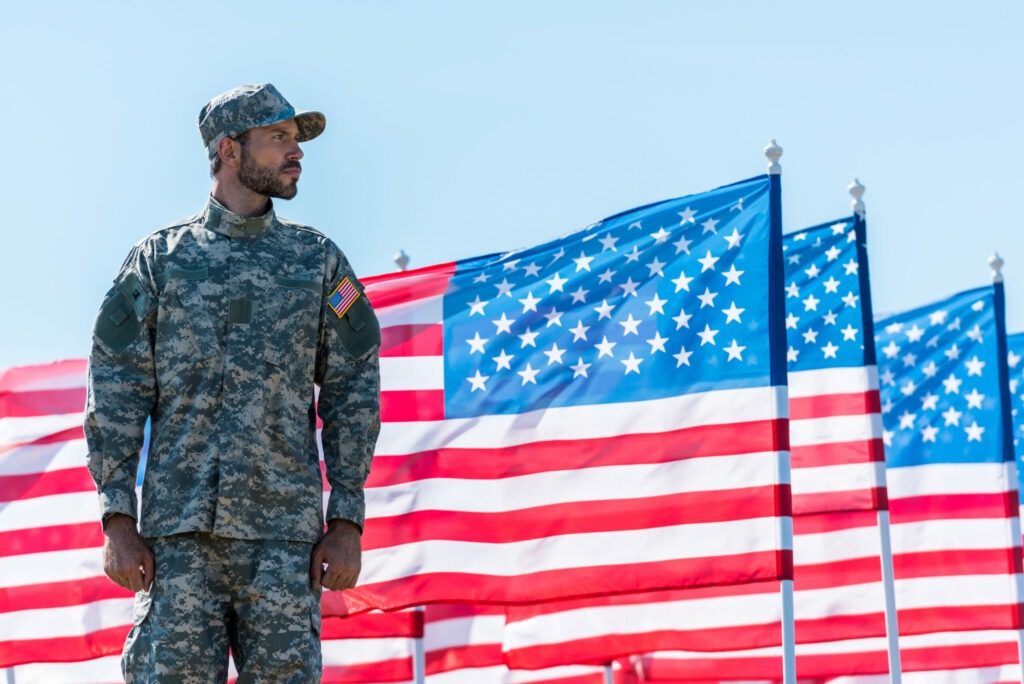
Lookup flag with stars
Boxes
[1008,332,1024,526]
[338,174,792,614]
[875,284,1024,653]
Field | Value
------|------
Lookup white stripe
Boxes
[896,573,1024,609]
[0,597,131,640]
[377,384,788,455]
[794,580,885,620]
[425,614,504,651]
[887,461,1016,497]
[366,453,782,516]
[427,666,505,684]
[0,491,101,532]
[361,516,784,583]
[900,628,1020,648]
[321,635,413,665]
[0,412,82,445]
[890,517,1019,554]
[789,413,882,447]
[0,365,86,393]
[376,294,444,328]
[788,366,879,397]
[793,523,881,564]
[381,356,444,392]
[1,655,122,684]
[789,461,884,497]
[506,665,610,683]
[899,667,1021,684]
[0,548,103,587]
[0,439,88,477]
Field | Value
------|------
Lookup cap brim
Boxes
[294,110,326,142]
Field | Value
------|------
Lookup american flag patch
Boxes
[328,277,360,318]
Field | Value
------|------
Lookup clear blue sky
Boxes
[2,2,1021,367]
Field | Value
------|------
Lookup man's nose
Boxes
[288,142,303,160]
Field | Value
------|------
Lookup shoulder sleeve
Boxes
[315,240,381,531]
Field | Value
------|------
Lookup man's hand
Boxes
[310,519,362,591]
[102,514,155,593]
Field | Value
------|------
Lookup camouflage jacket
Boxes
[85,197,381,543]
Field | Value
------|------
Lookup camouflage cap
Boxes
[197,83,326,160]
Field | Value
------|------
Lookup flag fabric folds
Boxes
[340,175,792,614]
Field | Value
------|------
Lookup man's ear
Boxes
[218,137,240,169]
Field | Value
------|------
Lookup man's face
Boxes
[237,119,304,200]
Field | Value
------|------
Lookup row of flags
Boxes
[2,149,1023,682]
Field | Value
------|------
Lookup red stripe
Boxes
[789,390,880,420]
[890,492,1019,522]
[0,575,130,613]
[639,649,891,679]
[0,359,87,393]
[795,556,882,590]
[0,387,86,418]
[901,638,1021,672]
[425,604,503,622]
[792,486,888,516]
[898,604,1024,634]
[379,324,442,357]
[0,626,128,668]
[320,613,422,639]
[362,486,789,549]
[380,389,445,422]
[789,438,885,468]
[367,419,788,486]
[0,467,96,502]
[894,548,1021,578]
[425,643,503,673]
[0,426,84,455]
[0,520,103,557]
[793,508,879,534]
[337,551,792,616]
[322,658,412,683]
[363,261,456,308]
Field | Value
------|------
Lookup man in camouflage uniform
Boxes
[85,83,381,682]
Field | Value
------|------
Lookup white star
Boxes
[786,282,800,298]
[624,246,642,264]
[473,271,491,284]
[883,430,894,446]
[787,346,799,363]
[594,300,614,320]
[671,271,694,292]
[825,245,841,261]
[840,324,858,341]
[619,314,642,336]
[821,342,839,358]
[598,234,619,251]
[880,368,895,385]
[627,221,642,230]
[698,250,720,272]
[823,310,838,326]
[573,252,595,272]
[543,308,563,327]
[519,292,541,313]
[947,317,962,331]
[945,344,961,361]
[882,398,893,413]
[920,360,938,377]
[467,295,488,316]
[724,339,746,361]
[731,198,744,212]
[942,374,962,394]
[492,349,514,371]
[841,292,859,308]
[549,247,565,265]
[722,265,744,286]
[905,325,925,343]
[595,336,617,358]
[965,421,985,442]
[902,352,917,368]
[570,357,591,378]
[672,309,693,330]
[966,325,983,343]
[1009,351,1022,368]
[467,370,489,392]
[523,263,542,277]
[885,322,905,334]
[651,227,671,243]
[697,324,719,346]
[843,258,859,276]
[965,356,985,376]
[698,287,719,309]
[597,268,616,284]
[621,352,643,374]
[921,393,939,411]
[786,313,800,329]
[503,259,520,272]
[645,294,667,315]
[804,263,820,279]
[822,277,840,294]
[678,207,696,224]
[545,272,568,293]
[495,278,515,297]
[803,329,819,344]
[724,228,743,249]
[964,389,985,409]
[788,254,801,265]
[831,222,848,235]
[882,341,900,359]
[646,332,668,353]
[901,380,917,397]
[802,294,820,312]
[723,302,745,323]
[942,406,962,426]
[551,318,583,345]
[673,234,693,255]
[646,257,667,277]
[492,313,514,334]
[569,286,589,303]
[543,343,566,365]
[921,425,939,443]
[899,411,917,430]
[701,218,719,234]
[674,345,693,367]
[466,332,488,354]
[518,328,539,348]
[930,310,948,325]
[517,364,539,385]
[617,277,641,298]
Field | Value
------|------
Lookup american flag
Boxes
[875,283,1024,674]
[500,215,893,676]
[1008,332,1024,525]
[340,174,792,614]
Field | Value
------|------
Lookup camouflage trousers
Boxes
[122,532,321,683]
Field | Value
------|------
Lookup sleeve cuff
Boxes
[97,486,138,526]
[326,490,365,532]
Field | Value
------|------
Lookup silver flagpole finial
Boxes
[394,249,410,272]
[989,252,1004,283]
[848,178,865,218]
[764,139,783,175]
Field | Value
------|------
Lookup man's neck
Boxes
[211,177,270,217]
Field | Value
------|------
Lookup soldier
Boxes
[85,83,381,682]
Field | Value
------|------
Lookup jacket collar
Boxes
[203,195,275,238]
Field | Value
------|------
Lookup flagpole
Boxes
[766,139,797,684]
[989,253,1024,681]
[412,606,426,684]
[849,179,903,683]
[603,663,614,684]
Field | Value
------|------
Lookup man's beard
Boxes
[238,148,300,200]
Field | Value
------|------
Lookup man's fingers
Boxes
[141,551,155,593]
[310,549,325,591]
